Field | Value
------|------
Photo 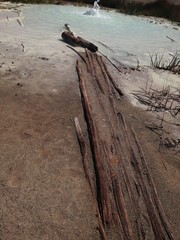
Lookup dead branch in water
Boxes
[97,41,115,52]
[166,35,175,42]
[17,18,24,27]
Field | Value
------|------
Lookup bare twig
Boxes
[166,35,175,42]
[21,43,25,52]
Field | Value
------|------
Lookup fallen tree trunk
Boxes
[62,31,98,52]
[73,49,174,240]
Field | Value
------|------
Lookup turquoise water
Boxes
[2,4,180,65]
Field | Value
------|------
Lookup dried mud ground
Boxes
[0,42,180,239]
[0,43,99,240]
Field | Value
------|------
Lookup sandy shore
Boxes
[0,4,180,240]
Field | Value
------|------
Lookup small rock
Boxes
[39,57,49,61]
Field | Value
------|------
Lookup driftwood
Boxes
[62,31,98,52]
[74,49,174,239]
[73,117,108,240]
[166,35,175,42]
[21,43,25,52]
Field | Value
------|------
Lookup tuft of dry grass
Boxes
[149,52,180,74]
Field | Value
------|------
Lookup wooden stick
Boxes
[21,43,25,52]
[73,117,108,240]
[101,59,124,97]
[98,50,123,73]
[166,35,175,42]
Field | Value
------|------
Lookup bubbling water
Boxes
[83,8,100,16]
[83,0,100,16]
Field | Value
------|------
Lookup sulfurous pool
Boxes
[1,4,180,66]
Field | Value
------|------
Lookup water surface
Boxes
[1,4,180,65]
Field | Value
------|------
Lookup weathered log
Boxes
[76,60,113,226]
[62,31,98,52]
[131,127,174,240]
[76,56,134,239]
[74,49,174,239]
[73,117,108,240]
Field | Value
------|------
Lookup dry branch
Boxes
[133,86,180,116]
[21,43,25,52]
[73,117,108,240]
[166,35,175,42]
